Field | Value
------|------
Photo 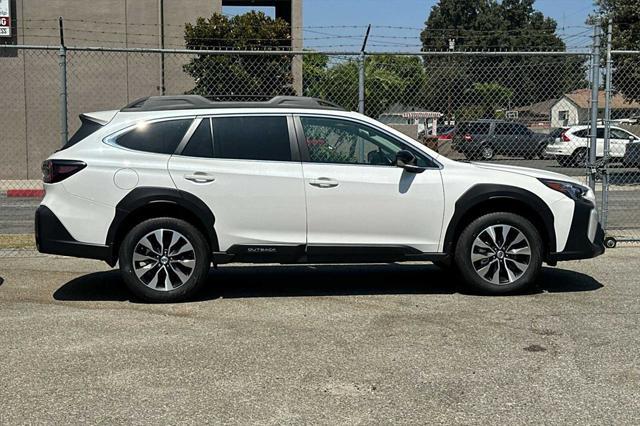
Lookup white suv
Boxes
[36,96,605,302]
[545,124,640,167]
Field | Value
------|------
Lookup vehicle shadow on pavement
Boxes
[53,264,603,303]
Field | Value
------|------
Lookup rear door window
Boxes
[116,119,192,154]
[211,116,291,161]
[462,122,491,135]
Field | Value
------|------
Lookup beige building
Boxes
[1,0,302,179]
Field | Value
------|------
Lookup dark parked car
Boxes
[452,120,552,160]
[623,139,640,169]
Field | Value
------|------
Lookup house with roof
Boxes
[550,88,640,127]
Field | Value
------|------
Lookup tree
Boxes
[303,54,428,119]
[420,0,587,117]
[183,11,295,99]
[596,0,640,102]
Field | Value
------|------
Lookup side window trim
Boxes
[174,117,203,155]
[293,114,441,169]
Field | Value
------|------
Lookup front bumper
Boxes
[547,198,605,262]
[35,205,115,264]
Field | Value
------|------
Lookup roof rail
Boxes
[120,95,344,112]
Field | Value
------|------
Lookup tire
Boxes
[454,212,543,295]
[569,148,588,167]
[480,145,495,160]
[119,217,211,303]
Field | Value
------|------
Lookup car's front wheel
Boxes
[119,217,211,302]
[454,212,542,294]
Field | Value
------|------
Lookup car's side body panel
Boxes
[36,105,604,268]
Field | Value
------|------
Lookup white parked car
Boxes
[545,124,640,167]
[36,96,605,302]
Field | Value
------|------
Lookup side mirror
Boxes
[395,150,425,173]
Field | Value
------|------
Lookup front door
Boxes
[296,115,445,254]
[168,115,306,253]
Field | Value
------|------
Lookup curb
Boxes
[6,189,45,198]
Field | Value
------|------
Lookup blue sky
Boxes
[225,0,597,52]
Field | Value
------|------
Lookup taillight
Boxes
[438,133,454,141]
[41,160,86,183]
[463,133,473,141]
[561,132,570,142]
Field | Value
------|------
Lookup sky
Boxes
[225,0,598,52]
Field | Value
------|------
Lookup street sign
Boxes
[0,0,10,37]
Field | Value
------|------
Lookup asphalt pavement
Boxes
[0,250,639,424]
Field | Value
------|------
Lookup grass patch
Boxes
[0,234,36,249]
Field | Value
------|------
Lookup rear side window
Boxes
[64,116,104,149]
[181,118,213,158]
[116,119,192,154]
[212,116,291,161]
[574,129,588,138]
[461,122,491,135]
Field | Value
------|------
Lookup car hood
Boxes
[470,162,585,186]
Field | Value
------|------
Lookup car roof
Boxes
[121,95,344,112]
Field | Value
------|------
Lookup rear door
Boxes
[168,114,307,252]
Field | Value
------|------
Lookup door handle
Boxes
[309,177,339,188]
[184,172,215,183]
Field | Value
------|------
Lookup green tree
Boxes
[596,0,640,102]
[303,54,428,118]
[184,11,295,99]
[420,0,587,116]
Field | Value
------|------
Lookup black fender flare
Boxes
[443,184,557,256]
[106,187,218,258]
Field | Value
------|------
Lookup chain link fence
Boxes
[1,38,638,255]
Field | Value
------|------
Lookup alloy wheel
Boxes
[470,224,531,285]
[132,229,196,291]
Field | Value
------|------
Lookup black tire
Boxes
[480,145,495,160]
[119,217,211,302]
[454,212,543,295]
[569,148,588,167]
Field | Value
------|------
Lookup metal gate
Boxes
[599,20,640,247]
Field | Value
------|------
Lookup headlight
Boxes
[539,178,594,203]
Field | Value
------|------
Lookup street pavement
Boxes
[0,249,639,424]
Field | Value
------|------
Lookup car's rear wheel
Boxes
[119,217,211,302]
[480,145,495,160]
[569,148,588,167]
[454,212,542,294]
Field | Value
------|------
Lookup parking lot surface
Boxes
[0,249,639,424]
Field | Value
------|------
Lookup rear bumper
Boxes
[547,199,605,262]
[35,205,115,264]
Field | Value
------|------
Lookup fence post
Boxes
[601,19,613,231]
[588,19,601,191]
[58,17,68,146]
[358,25,371,114]
[358,52,365,114]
